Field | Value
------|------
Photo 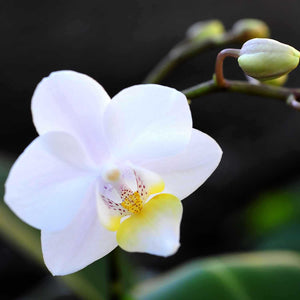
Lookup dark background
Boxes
[1,0,300,298]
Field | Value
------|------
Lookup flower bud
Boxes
[186,20,225,42]
[232,19,270,42]
[238,38,300,80]
[246,74,288,86]
[261,74,288,86]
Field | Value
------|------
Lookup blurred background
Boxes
[1,0,300,299]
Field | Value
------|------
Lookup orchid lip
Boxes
[97,165,166,232]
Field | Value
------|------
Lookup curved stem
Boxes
[215,49,240,87]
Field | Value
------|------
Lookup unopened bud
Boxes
[246,74,288,86]
[261,74,288,86]
[186,20,225,42]
[238,38,300,80]
[232,19,270,42]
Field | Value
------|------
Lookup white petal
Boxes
[140,129,222,199]
[117,193,182,256]
[5,132,98,231]
[103,84,192,163]
[31,70,111,164]
[133,165,165,201]
[42,190,117,276]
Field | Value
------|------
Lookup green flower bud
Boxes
[247,74,288,86]
[232,19,270,42]
[238,38,300,80]
[186,20,225,42]
[261,74,288,86]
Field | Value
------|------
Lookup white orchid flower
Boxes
[4,71,222,275]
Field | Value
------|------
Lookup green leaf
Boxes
[245,183,300,253]
[245,190,299,237]
[256,223,300,251]
[0,154,109,300]
[113,249,139,295]
[129,251,300,300]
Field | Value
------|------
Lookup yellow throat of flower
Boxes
[121,191,143,214]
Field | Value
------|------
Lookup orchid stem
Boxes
[144,29,300,111]
[182,78,300,111]
[143,31,245,84]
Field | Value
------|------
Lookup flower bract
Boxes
[4,71,222,275]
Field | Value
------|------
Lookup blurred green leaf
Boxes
[114,249,138,293]
[246,190,299,236]
[256,224,300,251]
[244,183,300,253]
[0,154,109,300]
[129,251,300,300]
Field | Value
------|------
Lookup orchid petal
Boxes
[103,84,192,163]
[117,193,182,256]
[5,132,98,231]
[42,191,117,276]
[133,165,165,201]
[31,70,111,164]
[140,129,222,199]
[96,192,126,232]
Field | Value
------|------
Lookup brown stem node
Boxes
[215,48,241,87]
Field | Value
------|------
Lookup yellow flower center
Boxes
[121,191,143,214]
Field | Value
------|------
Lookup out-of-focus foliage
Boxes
[245,184,300,251]
[129,251,300,300]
